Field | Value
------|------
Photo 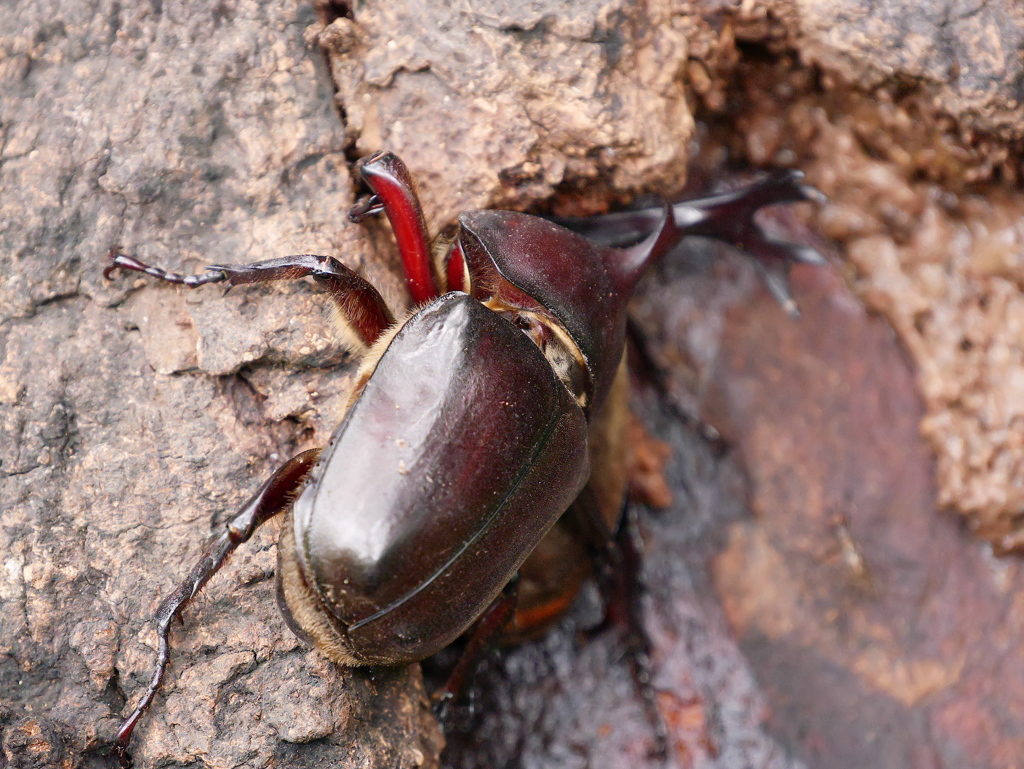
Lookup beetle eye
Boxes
[510,314,547,351]
[486,301,587,408]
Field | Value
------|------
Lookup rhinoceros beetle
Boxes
[104,149,825,762]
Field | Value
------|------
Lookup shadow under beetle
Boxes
[104,150,825,762]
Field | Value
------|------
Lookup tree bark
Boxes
[3,0,1024,768]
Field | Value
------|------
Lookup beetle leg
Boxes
[431,576,520,721]
[556,170,827,316]
[568,487,669,761]
[104,249,394,347]
[349,150,441,305]
[612,504,669,762]
[111,448,320,761]
[673,171,827,318]
[625,317,727,455]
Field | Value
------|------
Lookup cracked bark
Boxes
[3,0,1024,768]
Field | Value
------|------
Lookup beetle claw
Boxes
[746,169,828,209]
[103,250,151,282]
[799,181,829,206]
[103,247,124,280]
[430,690,455,723]
[348,193,385,222]
[108,745,131,769]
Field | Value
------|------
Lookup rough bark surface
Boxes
[3,0,1024,768]
[705,52,1024,547]
[1,1,433,767]
[727,0,1024,539]
[635,223,1024,769]
[787,0,1024,138]
[318,0,699,224]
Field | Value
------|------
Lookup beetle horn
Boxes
[611,202,682,296]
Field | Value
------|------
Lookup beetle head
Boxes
[454,210,673,414]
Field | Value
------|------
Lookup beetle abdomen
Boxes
[285,292,589,664]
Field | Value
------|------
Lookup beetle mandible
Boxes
[104,149,825,760]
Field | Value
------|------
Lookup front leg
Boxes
[349,151,440,305]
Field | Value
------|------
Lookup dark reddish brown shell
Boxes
[457,210,635,412]
[289,292,589,664]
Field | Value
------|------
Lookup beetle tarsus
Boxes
[349,193,384,222]
[672,172,828,314]
[556,170,828,315]
[104,251,395,347]
[104,249,227,286]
